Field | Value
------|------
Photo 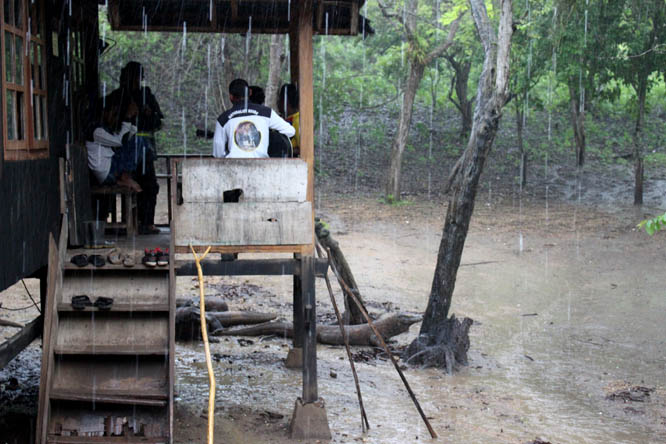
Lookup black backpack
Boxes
[267,130,293,158]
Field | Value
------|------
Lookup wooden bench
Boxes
[90,185,138,237]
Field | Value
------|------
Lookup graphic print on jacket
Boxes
[213,102,295,158]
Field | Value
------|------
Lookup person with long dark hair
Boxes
[110,61,164,234]
[86,95,142,192]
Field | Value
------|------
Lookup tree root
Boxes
[403,314,473,374]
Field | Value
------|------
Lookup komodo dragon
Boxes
[211,313,422,346]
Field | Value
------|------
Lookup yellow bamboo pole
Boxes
[190,245,214,444]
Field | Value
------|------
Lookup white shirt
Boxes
[86,121,136,183]
[213,102,295,158]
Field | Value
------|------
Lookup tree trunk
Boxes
[446,54,474,139]
[386,61,425,202]
[568,81,586,167]
[418,0,513,340]
[515,105,527,187]
[265,34,284,109]
[633,75,647,206]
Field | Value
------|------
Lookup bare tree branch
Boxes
[447,73,464,113]
[495,0,513,95]
[469,0,494,52]
[377,0,405,26]
[424,12,465,64]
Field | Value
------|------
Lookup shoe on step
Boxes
[155,248,169,267]
[142,249,157,267]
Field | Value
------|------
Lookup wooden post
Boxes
[301,254,317,403]
[168,159,178,443]
[292,259,303,349]
[289,9,299,84]
[297,0,315,237]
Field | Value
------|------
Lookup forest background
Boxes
[98,0,666,206]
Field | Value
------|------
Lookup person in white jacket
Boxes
[86,98,142,192]
[213,78,295,159]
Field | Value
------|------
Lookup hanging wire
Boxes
[21,280,41,313]
[0,281,41,312]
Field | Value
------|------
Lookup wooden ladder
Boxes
[36,221,174,443]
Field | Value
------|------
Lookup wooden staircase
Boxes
[37,224,174,443]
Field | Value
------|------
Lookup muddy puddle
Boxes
[168,197,666,443]
[2,196,665,444]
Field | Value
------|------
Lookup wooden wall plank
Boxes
[175,201,313,246]
[175,244,308,254]
[182,158,307,203]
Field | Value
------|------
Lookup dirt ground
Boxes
[2,190,665,443]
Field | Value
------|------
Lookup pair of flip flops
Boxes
[107,249,135,267]
[71,295,114,310]
[70,254,105,267]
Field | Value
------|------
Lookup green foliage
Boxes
[638,212,666,235]
[94,1,666,197]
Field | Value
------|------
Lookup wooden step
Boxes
[55,313,167,353]
[57,303,169,312]
[64,263,169,272]
[51,356,168,401]
[53,345,168,356]
[61,271,169,306]
[47,438,167,444]
[50,390,167,407]
[48,401,169,439]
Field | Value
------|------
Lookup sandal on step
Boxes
[70,254,88,267]
[71,295,93,310]
[88,254,106,267]
[123,254,136,267]
[94,297,114,311]
[107,249,123,265]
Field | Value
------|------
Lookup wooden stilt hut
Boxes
[0,0,370,442]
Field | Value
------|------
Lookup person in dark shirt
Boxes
[110,62,164,235]
[249,85,292,158]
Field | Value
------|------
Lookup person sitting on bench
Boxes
[213,78,295,159]
[86,96,142,192]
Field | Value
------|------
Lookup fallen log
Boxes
[212,313,422,346]
[176,307,276,341]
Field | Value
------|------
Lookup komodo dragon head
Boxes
[396,312,423,326]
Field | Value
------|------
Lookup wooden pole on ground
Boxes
[315,241,370,431]
[325,248,438,439]
[191,245,215,444]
